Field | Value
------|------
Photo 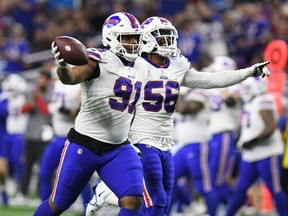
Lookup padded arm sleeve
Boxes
[181,67,251,89]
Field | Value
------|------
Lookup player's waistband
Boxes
[67,128,130,155]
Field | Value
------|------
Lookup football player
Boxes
[38,66,91,212]
[2,74,28,199]
[85,16,270,216]
[0,85,9,206]
[33,12,145,216]
[205,56,243,207]
[226,78,288,216]
[170,88,214,215]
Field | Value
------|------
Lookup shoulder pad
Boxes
[171,55,191,70]
[86,48,107,63]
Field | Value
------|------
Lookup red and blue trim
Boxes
[124,12,138,28]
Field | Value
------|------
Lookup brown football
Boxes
[54,36,89,65]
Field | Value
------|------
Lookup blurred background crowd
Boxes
[0,0,288,215]
[0,0,288,75]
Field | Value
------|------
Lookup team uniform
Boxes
[2,74,28,191]
[129,54,258,216]
[85,52,259,216]
[38,48,145,213]
[208,85,242,204]
[0,91,8,158]
[6,89,28,183]
[84,15,270,216]
[0,90,9,206]
[227,90,288,216]
[130,55,190,216]
[38,78,91,208]
[171,89,218,216]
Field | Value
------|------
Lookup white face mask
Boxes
[102,12,142,62]
[140,16,178,57]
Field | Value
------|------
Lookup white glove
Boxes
[249,61,270,78]
[51,41,67,68]
[130,144,142,159]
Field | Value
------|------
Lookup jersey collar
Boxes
[142,56,170,68]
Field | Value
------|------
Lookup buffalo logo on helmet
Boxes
[159,18,168,24]
[142,17,154,27]
[142,17,169,28]
[103,15,121,28]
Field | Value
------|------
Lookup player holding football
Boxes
[33,12,145,216]
[85,16,270,216]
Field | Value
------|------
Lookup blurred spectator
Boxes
[232,3,272,67]
[18,70,52,203]
[270,2,288,43]
[1,23,29,76]
[48,0,81,12]
[196,2,229,59]
[29,12,50,52]
[0,0,285,71]
[0,32,7,77]
[158,0,186,16]
[177,17,202,67]
[207,0,232,12]
[73,10,95,43]
[85,1,110,33]
[10,0,37,40]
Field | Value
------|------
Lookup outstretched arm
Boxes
[182,61,270,89]
[51,41,97,85]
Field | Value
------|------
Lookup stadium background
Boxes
[0,0,288,215]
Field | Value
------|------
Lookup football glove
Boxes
[250,61,270,78]
[130,144,142,159]
[51,41,67,68]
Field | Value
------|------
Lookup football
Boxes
[54,36,89,65]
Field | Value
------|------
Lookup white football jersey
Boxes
[75,48,146,144]
[129,54,253,151]
[49,80,81,137]
[208,86,242,134]
[129,55,190,151]
[6,93,28,134]
[238,94,284,162]
[174,89,211,146]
